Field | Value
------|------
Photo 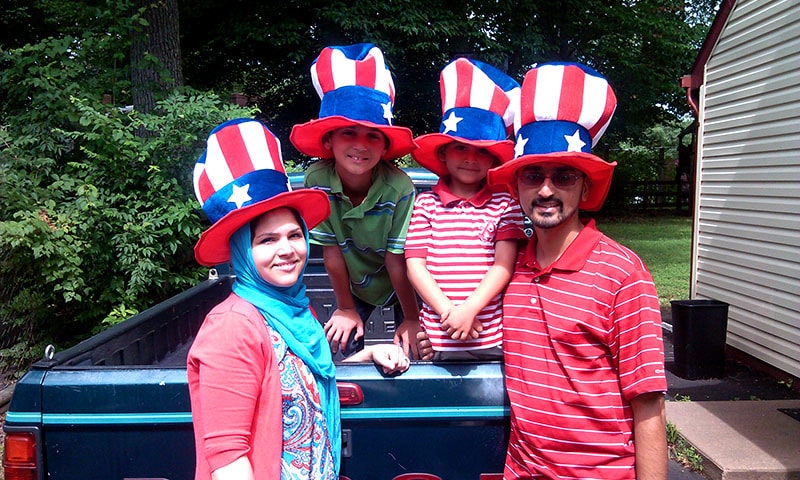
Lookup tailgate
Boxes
[337,361,508,479]
[38,367,195,480]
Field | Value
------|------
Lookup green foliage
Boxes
[601,119,694,212]
[611,120,692,183]
[0,24,256,368]
[177,0,716,162]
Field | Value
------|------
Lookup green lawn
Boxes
[594,215,692,306]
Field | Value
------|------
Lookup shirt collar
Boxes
[520,219,602,273]
[328,162,386,214]
[432,177,493,207]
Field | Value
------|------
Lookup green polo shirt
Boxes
[304,160,415,306]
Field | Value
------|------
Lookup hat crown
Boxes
[513,62,616,158]
[310,43,397,126]
[193,119,290,224]
[289,44,417,161]
[311,43,395,101]
[438,58,520,141]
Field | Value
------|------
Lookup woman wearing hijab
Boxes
[187,119,409,480]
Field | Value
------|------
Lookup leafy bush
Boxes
[0,33,255,370]
[603,120,692,211]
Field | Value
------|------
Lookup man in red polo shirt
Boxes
[487,62,668,480]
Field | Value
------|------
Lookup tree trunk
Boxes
[130,0,183,115]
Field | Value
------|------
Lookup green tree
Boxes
[130,0,183,113]
[177,0,717,158]
[0,3,254,369]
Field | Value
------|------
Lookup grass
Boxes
[595,214,692,306]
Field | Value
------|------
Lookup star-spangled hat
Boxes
[193,118,330,266]
[412,58,519,176]
[290,43,417,161]
[487,62,618,211]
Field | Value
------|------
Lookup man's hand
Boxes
[324,308,364,354]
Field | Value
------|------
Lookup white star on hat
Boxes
[382,102,394,124]
[442,111,463,135]
[514,135,528,158]
[564,130,586,152]
[228,183,252,208]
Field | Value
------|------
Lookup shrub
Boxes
[0,34,255,369]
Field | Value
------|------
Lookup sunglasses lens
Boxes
[520,172,544,187]
[552,173,579,187]
[518,170,581,188]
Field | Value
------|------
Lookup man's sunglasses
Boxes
[517,168,584,188]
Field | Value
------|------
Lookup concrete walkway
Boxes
[662,306,800,480]
[666,399,800,480]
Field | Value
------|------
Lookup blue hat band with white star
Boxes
[440,107,507,142]
[319,85,394,126]
[202,168,290,224]
[515,120,592,157]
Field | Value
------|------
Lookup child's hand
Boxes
[441,304,482,341]
[324,308,364,354]
[416,330,435,361]
[368,344,410,374]
[394,320,423,359]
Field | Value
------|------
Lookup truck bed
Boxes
[5,270,509,479]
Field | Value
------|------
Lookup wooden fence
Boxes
[620,179,692,212]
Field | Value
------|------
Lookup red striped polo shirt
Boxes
[502,220,667,479]
[406,180,526,351]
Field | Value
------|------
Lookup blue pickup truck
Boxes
[2,168,510,480]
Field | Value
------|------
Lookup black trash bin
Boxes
[670,299,729,380]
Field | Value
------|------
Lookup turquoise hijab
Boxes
[228,218,341,472]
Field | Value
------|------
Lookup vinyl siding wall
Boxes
[692,0,800,377]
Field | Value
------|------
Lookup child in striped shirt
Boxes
[405,58,526,360]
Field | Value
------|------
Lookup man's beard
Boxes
[527,198,570,229]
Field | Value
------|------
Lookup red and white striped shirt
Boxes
[405,180,526,351]
[502,220,666,479]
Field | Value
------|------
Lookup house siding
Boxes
[692,0,800,377]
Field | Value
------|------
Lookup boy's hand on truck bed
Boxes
[324,308,364,354]
[394,319,423,359]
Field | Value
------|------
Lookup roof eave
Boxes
[683,0,736,115]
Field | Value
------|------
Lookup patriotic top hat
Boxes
[412,58,519,176]
[487,62,618,211]
[193,118,331,266]
[290,43,417,161]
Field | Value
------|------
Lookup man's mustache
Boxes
[532,197,562,208]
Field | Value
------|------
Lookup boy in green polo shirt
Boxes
[290,43,422,358]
